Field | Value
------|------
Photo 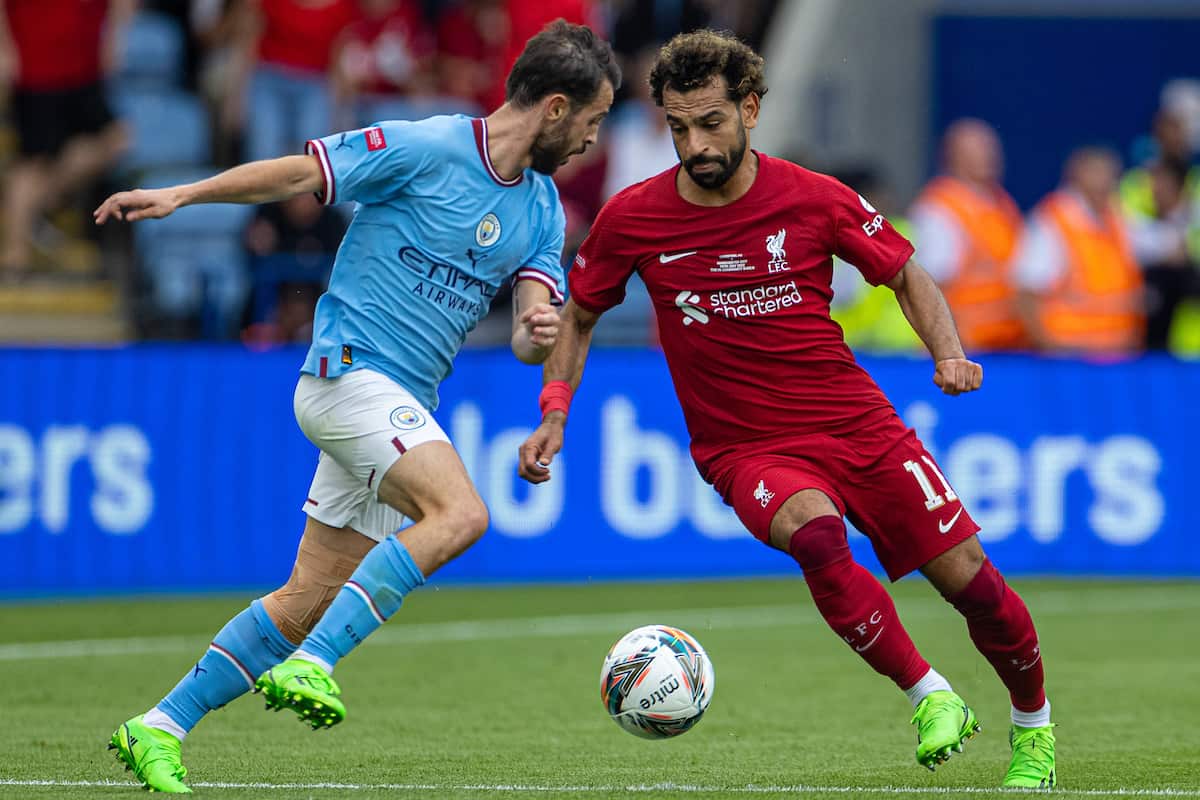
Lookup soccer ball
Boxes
[599,624,715,739]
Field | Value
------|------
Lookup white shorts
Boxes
[293,369,450,542]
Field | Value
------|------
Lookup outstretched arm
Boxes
[517,299,601,483]
[93,155,325,224]
[886,258,983,396]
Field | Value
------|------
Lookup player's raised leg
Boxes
[758,486,978,770]
[256,439,488,728]
[922,537,1056,788]
[109,518,373,792]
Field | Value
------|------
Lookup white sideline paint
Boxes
[1,586,1197,663]
[2,778,1199,796]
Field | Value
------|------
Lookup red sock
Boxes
[946,559,1046,712]
[789,517,929,691]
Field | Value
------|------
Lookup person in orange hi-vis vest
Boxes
[1014,147,1145,356]
[911,119,1028,351]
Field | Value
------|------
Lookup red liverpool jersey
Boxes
[570,153,915,475]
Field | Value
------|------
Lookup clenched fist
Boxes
[933,358,983,396]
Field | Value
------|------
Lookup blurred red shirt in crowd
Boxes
[336,0,435,97]
[256,0,361,75]
[4,0,108,90]
[439,0,598,114]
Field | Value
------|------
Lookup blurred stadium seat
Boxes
[133,169,254,338]
[113,11,187,90]
[109,89,211,174]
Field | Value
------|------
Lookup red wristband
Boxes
[538,380,573,419]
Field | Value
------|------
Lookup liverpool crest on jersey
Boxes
[765,228,789,273]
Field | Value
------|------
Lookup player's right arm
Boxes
[517,192,638,483]
[517,299,601,484]
[93,155,324,224]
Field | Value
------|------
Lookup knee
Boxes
[787,515,851,573]
[945,558,1005,617]
[434,498,489,554]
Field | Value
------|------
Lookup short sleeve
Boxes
[829,178,915,286]
[567,200,637,314]
[306,120,425,206]
[516,197,566,305]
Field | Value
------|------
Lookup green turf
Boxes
[0,578,1197,799]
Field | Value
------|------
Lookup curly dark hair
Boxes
[506,19,621,109]
[648,30,768,107]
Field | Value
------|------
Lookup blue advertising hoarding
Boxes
[1,346,1198,596]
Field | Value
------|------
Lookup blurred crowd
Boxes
[2,0,1199,358]
[830,88,1200,359]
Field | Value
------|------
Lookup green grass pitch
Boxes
[0,577,1197,799]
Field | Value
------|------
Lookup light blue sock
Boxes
[156,599,295,734]
[296,536,425,671]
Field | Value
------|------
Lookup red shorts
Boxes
[709,415,979,581]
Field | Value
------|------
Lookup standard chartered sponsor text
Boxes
[710,279,802,318]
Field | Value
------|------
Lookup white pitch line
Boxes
[2,779,1199,796]
[0,587,1197,663]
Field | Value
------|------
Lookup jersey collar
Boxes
[472,118,524,187]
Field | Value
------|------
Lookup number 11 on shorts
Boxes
[903,456,958,511]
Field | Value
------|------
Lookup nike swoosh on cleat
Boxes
[938,507,964,534]
[659,251,697,264]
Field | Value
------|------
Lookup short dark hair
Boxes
[505,19,621,109]
[649,30,768,107]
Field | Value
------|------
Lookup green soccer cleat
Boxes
[910,690,981,771]
[254,658,346,729]
[1004,724,1057,789]
[107,715,191,794]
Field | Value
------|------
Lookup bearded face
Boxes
[529,115,578,175]
[681,116,748,190]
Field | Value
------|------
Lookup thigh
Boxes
[12,89,67,157]
[68,82,116,139]
[713,446,846,548]
[377,439,482,521]
[246,67,288,161]
[303,450,406,542]
[294,370,450,539]
[842,427,980,582]
[294,370,450,491]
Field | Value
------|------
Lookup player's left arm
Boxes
[886,258,983,396]
[511,279,561,364]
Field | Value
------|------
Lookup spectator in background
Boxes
[229,0,360,163]
[0,0,133,280]
[1014,147,1144,356]
[609,0,712,62]
[828,166,922,354]
[331,0,437,128]
[243,281,322,346]
[496,0,597,112]
[1127,160,1199,351]
[242,192,346,345]
[601,47,677,200]
[436,0,506,114]
[192,0,254,165]
[1121,108,1199,224]
[910,119,1027,351]
[1121,105,1200,354]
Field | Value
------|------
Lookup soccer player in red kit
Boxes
[518,31,1056,789]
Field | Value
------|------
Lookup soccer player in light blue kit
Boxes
[93,21,618,794]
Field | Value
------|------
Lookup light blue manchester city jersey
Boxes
[301,115,566,410]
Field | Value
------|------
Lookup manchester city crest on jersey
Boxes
[390,406,426,430]
[475,213,502,247]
